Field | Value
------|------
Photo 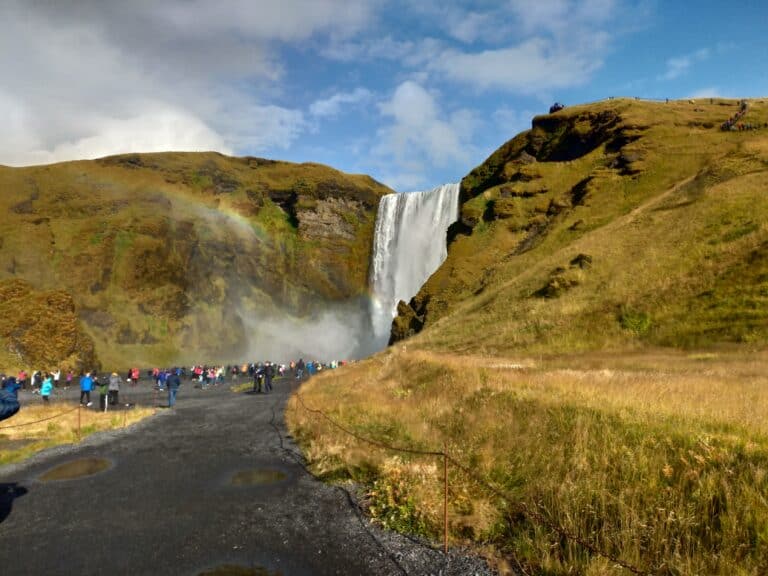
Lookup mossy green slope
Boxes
[393,98,768,353]
[0,152,392,369]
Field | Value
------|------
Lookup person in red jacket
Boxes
[17,370,27,390]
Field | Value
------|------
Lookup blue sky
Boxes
[1,1,767,190]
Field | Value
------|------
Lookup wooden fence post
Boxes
[444,448,449,553]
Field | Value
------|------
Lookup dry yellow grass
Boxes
[0,402,155,464]
[288,347,768,575]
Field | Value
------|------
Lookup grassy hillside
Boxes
[392,98,768,353]
[289,98,768,574]
[289,347,768,575]
[0,152,392,369]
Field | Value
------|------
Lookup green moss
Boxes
[721,221,759,243]
[114,230,135,260]
[618,307,652,335]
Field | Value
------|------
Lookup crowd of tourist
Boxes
[0,357,348,422]
[720,100,766,131]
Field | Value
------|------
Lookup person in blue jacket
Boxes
[79,372,94,407]
[0,388,20,421]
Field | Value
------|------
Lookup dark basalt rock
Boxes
[570,253,593,269]
[389,300,425,345]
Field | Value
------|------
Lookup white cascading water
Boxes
[369,183,460,346]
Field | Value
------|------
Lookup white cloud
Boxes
[373,81,476,190]
[445,11,494,44]
[0,102,231,167]
[429,36,607,92]
[323,1,621,96]
[0,1,376,166]
[321,35,442,67]
[426,0,618,93]
[507,0,617,33]
[659,48,710,81]
[310,88,373,117]
[151,0,375,41]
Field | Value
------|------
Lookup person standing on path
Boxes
[252,364,263,394]
[79,372,94,407]
[40,373,53,404]
[108,372,121,406]
[30,370,40,392]
[167,369,181,408]
[97,375,109,411]
[157,369,167,391]
[264,362,274,393]
[17,369,27,390]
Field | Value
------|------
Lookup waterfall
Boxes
[369,183,460,346]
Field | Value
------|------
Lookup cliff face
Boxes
[0,152,392,368]
[391,98,768,352]
[0,279,98,371]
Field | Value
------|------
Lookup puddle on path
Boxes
[198,565,283,576]
[38,457,112,481]
[230,469,287,486]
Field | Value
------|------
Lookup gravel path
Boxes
[0,377,495,576]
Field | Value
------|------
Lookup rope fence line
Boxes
[0,405,80,430]
[293,392,649,576]
[0,400,131,440]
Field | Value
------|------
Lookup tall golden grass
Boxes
[0,402,155,465]
[287,348,768,575]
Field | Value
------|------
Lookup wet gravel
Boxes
[0,377,496,575]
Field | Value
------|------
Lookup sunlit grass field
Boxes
[288,347,768,575]
[0,402,155,465]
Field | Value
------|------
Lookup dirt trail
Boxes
[0,379,493,576]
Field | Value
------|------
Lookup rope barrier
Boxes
[295,393,444,457]
[293,392,649,576]
[0,405,80,430]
